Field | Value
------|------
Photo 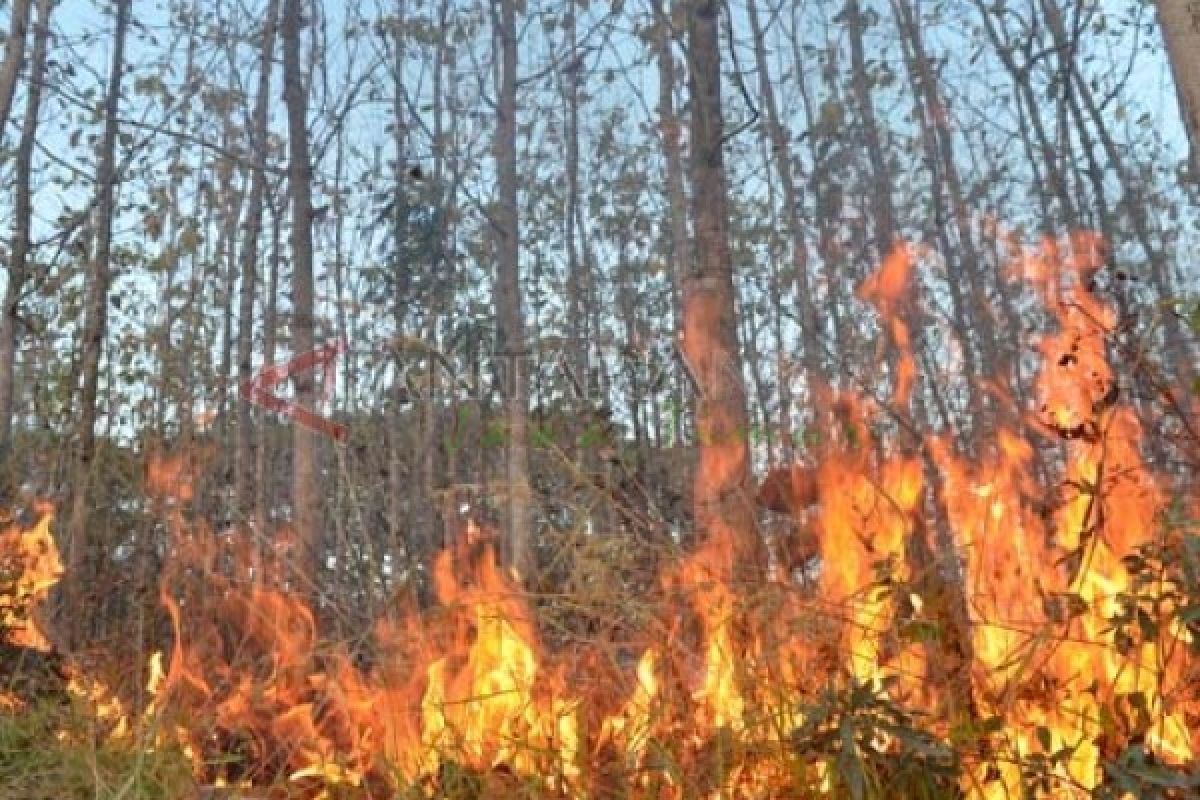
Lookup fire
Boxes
[815,446,925,695]
[858,244,918,409]
[1,230,1197,798]
[0,502,62,652]
[938,234,1197,797]
[412,526,581,782]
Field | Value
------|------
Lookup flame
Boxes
[0,503,62,652]
[414,529,580,781]
[135,234,1200,796]
[3,229,1196,798]
[940,234,1195,797]
[859,243,919,409]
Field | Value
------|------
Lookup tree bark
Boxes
[256,195,284,536]
[746,0,826,411]
[151,20,199,440]
[282,0,321,591]
[0,0,32,146]
[844,0,897,256]
[0,0,51,480]
[892,0,992,432]
[493,0,532,579]
[1157,0,1200,180]
[682,0,762,577]
[649,0,692,450]
[66,0,131,645]
[235,0,280,523]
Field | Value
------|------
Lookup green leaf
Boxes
[578,422,608,448]
[1178,604,1200,626]
[531,424,555,448]
[837,717,865,800]
[481,422,508,449]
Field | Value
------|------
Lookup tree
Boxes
[493,0,532,579]
[1157,0,1200,180]
[892,0,996,431]
[0,0,50,481]
[745,0,827,444]
[649,0,692,451]
[66,0,131,643]
[681,0,762,576]
[378,0,436,593]
[149,2,200,441]
[235,0,281,522]
[0,0,31,145]
[282,0,321,590]
[561,4,590,442]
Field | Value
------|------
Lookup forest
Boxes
[1,0,1199,797]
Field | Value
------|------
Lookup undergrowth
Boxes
[0,700,192,800]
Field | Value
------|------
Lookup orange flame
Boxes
[4,229,1194,798]
[0,502,62,652]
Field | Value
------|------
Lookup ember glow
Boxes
[2,235,1198,798]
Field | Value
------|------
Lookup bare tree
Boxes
[649,0,692,450]
[561,5,588,424]
[66,0,131,642]
[746,0,826,422]
[493,0,532,578]
[235,0,280,522]
[256,191,285,536]
[0,0,51,477]
[283,0,321,589]
[1157,0,1200,180]
[0,0,31,144]
[150,8,200,440]
[682,0,762,575]
[892,0,995,429]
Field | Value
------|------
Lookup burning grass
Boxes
[2,235,1200,799]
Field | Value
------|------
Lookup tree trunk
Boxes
[429,0,452,553]
[235,0,280,523]
[214,127,246,481]
[256,195,284,536]
[562,6,591,419]
[745,0,826,413]
[892,0,990,432]
[66,0,131,645]
[282,0,321,591]
[151,21,199,440]
[791,19,851,384]
[0,0,31,146]
[0,0,50,484]
[970,0,1081,233]
[844,0,896,255]
[682,0,762,577]
[649,0,692,450]
[493,0,532,579]
[1157,0,1200,180]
